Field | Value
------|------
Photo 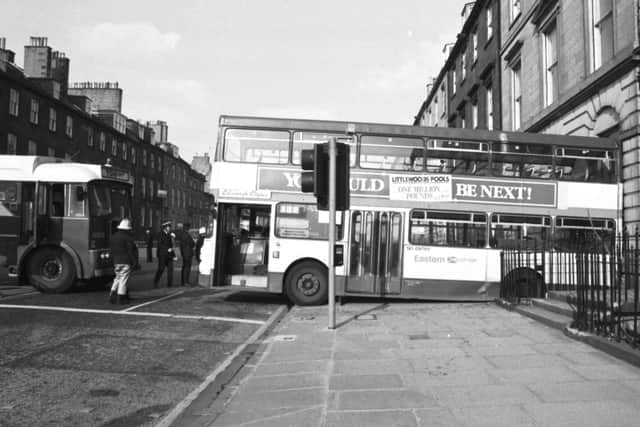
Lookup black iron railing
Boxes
[501,231,640,347]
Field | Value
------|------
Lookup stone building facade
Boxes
[500,0,639,230]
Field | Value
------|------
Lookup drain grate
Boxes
[272,335,297,342]
[355,314,377,321]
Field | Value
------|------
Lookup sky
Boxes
[2,0,470,162]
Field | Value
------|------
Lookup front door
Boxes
[345,210,403,295]
[215,203,270,287]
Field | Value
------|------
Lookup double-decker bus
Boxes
[0,156,132,293]
[198,115,619,305]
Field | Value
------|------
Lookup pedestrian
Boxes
[145,228,153,263]
[153,220,175,288]
[195,227,206,263]
[180,222,195,286]
[109,218,138,304]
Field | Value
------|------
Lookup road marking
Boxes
[155,304,289,427]
[122,290,185,312]
[0,304,266,325]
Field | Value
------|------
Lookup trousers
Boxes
[111,264,131,295]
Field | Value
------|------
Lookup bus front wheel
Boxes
[26,247,76,293]
[285,261,328,306]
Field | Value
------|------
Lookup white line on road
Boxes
[122,291,185,312]
[0,304,266,325]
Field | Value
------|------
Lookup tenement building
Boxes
[499,0,639,230]
[0,37,214,238]
[416,0,640,231]
[415,0,502,131]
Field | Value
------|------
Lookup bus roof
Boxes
[0,155,130,184]
[218,115,618,150]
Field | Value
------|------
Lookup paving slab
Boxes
[328,374,404,390]
[525,400,640,427]
[171,302,640,427]
[325,410,418,427]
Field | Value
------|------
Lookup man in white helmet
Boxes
[109,218,138,304]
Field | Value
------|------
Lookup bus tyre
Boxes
[502,268,544,299]
[285,261,328,306]
[26,247,76,294]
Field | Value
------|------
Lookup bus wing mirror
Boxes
[76,186,86,201]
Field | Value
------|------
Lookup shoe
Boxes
[116,294,130,305]
[109,290,117,304]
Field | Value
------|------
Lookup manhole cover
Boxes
[355,314,377,321]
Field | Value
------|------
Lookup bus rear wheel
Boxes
[502,267,544,299]
[285,261,328,306]
[26,247,76,294]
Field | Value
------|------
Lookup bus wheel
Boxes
[26,248,76,294]
[285,261,328,306]
[502,268,544,299]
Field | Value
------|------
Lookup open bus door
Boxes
[345,210,403,296]
[215,203,271,287]
[0,182,22,283]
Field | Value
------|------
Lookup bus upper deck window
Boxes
[224,129,289,164]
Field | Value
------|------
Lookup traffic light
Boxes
[335,142,350,210]
[300,141,349,211]
[300,143,328,209]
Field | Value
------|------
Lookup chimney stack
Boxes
[0,37,16,64]
[24,36,52,78]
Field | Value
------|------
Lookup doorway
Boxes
[215,203,271,287]
[345,210,403,295]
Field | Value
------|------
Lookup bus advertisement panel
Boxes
[199,116,619,305]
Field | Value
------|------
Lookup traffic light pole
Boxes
[328,138,336,330]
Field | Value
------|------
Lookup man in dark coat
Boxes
[153,220,175,288]
[195,227,206,263]
[180,222,195,286]
[145,228,153,262]
[109,218,138,304]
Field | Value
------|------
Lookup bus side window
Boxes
[68,184,86,217]
[21,183,35,243]
[51,184,65,217]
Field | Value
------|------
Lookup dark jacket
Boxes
[110,230,138,266]
[195,236,204,261]
[145,230,153,245]
[180,231,195,259]
[157,231,175,261]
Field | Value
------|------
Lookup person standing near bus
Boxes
[180,222,195,286]
[195,227,206,263]
[153,220,175,288]
[109,218,138,304]
[145,228,154,263]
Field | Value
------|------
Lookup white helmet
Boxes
[117,218,132,230]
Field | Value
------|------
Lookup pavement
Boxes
[168,300,640,427]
